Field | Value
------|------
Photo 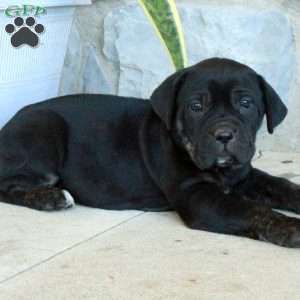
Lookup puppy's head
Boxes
[150,58,287,170]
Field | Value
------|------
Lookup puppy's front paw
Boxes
[24,187,75,211]
[255,212,300,248]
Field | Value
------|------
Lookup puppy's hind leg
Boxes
[0,108,74,211]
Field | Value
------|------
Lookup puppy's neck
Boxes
[215,163,251,191]
[192,164,251,194]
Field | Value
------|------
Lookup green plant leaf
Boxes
[138,0,187,70]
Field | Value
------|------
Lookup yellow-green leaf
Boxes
[138,0,188,70]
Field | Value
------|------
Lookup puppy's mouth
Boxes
[216,156,233,167]
[215,155,241,168]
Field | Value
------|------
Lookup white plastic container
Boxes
[0,1,91,127]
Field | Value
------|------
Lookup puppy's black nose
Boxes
[214,128,234,144]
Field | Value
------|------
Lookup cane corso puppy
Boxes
[1,58,300,247]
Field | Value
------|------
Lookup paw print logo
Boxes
[5,17,45,48]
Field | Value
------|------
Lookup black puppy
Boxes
[1,58,300,247]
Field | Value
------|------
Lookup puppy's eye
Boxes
[189,101,203,112]
[239,96,252,108]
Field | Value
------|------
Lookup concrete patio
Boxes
[0,151,300,300]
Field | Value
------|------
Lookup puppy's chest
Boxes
[181,170,233,195]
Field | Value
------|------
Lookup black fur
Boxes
[1,58,300,247]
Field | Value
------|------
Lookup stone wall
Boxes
[59,0,300,152]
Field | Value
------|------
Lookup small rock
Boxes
[281,160,293,164]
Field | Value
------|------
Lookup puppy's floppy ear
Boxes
[150,69,188,130]
[258,75,288,134]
